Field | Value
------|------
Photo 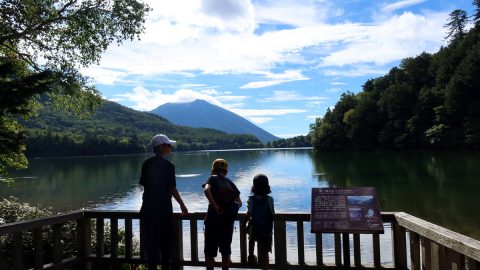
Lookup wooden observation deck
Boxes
[1,211,480,269]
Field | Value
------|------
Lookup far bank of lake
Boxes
[1,148,479,241]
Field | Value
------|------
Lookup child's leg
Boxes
[221,255,232,269]
[258,240,271,270]
[248,239,257,264]
[248,238,255,256]
[205,256,215,269]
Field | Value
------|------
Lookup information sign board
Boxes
[311,187,383,233]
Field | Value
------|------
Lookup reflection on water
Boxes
[312,151,480,240]
[1,149,479,245]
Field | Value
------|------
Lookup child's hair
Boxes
[251,174,271,196]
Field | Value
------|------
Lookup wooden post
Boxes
[450,251,465,270]
[297,221,305,265]
[431,241,440,270]
[315,233,323,266]
[274,220,287,269]
[77,217,92,270]
[171,217,184,270]
[342,233,350,268]
[33,227,43,269]
[422,237,431,270]
[392,220,407,269]
[334,233,342,266]
[190,219,199,263]
[52,223,62,269]
[125,218,133,258]
[373,233,381,268]
[353,233,361,267]
[467,258,480,270]
[13,231,23,270]
[438,245,449,270]
[140,218,146,260]
[410,232,421,270]
[110,218,119,258]
[96,218,105,258]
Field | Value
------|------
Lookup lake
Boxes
[1,148,479,265]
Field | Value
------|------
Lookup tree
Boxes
[473,0,480,26]
[0,0,150,177]
[445,9,469,42]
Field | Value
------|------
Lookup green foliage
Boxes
[311,19,480,151]
[0,197,77,269]
[0,0,150,177]
[22,101,263,157]
[0,197,142,270]
[269,134,312,148]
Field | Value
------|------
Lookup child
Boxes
[203,159,242,270]
[241,174,275,270]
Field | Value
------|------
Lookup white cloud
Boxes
[81,67,128,85]
[247,117,274,124]
[323,65,388,77]
[306,115,320,120]
[329,82,346,85]
[321,11,448,67]
[231,108,306,117]
[200,89,219,95]
[182,83,207,88]
[255,0,337,27]
[216,95,249,102]
[264,91,327,102]
[84,3,452,85]
[240,70,310,89]
[116,87,222,111]
[381,0,426,13]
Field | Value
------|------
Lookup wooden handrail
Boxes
[395,212,480,262]
[0,210,84,234]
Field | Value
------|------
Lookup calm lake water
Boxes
[1,148,479,265]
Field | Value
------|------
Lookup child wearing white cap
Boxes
[140,134,187,270]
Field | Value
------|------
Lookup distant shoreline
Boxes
[27,147,314,160]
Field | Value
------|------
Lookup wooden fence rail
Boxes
[1,211,480,269]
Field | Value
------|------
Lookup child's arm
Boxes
[241,212,250,232]
[241,197,251,231]
[171,187,188,214]
[234,196,242,208]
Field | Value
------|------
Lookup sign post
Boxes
[311,187,383,233]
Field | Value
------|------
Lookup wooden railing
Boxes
[1,211,480,269]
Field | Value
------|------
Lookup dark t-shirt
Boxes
[140,155,176,218]
[202,175,240,223]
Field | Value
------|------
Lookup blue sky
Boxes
[82,0,474,138]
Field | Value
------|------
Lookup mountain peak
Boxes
[151,100,278,143]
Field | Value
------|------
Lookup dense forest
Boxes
[23,101,263,157]
[267,134,312,148]
[310,7,480,150]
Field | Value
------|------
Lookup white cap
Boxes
[150,134,176,149]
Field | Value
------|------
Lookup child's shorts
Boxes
[204,220,235,257]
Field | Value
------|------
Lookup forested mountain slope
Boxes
[23,101,263,157]
[311,24,480,150]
